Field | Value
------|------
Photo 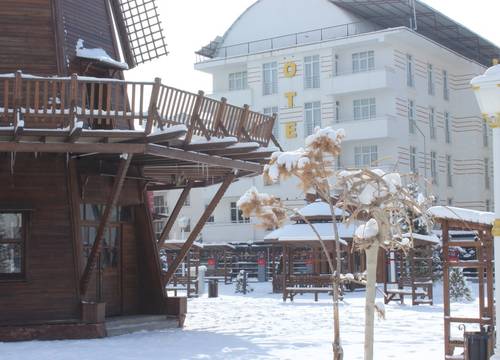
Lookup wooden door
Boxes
[101,226,122,317]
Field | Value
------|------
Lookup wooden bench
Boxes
[284,286,333,302]
[384,278,433,305]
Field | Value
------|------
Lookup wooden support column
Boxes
[80,154,133,296]
[157,181,194,246]
[145,78,161,135]
[184,91,205,146]
[213,97,229,137]
[163,173,236,286]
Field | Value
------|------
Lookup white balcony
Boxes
[333,115,403,141]
[331,66,397,95]
[208,88,253,107]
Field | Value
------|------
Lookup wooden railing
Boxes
[0,71,275,145]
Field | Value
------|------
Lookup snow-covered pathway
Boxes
[0,281,478,359]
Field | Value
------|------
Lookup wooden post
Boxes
[69,74,78,131]
[213,97,228,137]
[183,90,205,145]
[157,181,194,246]
[236,104,250,139]
[13,70,22,129]
[145,78,161,135]
[80,154,133,296]
[163,173,236,286]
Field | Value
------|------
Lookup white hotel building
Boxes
[155,0,499,245]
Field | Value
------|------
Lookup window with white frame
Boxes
[352,50,374,73]
[263,62,278,95]
[353,98,376,120]
[406,54,415,87]
[444,112,451,144]
[264,106,279,139]
[230,202,249,223]
[229,71,247,91]
[205,205,214,223]
[153,221,164,239]
[304,101,321,136]
[446,155,452,187]
[355,145,378,168]
[483,122,489,147]
[427,64,435,95]
[431,151,438,184]
[304,55,320,89]
[485,158,490,189]
[429,107,436,139]
[408,100,415,134]
[153,195,167,215]
[443,70,449,100]
[410,146,417,173]
[486,199,491,212]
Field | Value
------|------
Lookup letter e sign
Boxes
[285,122,297,139]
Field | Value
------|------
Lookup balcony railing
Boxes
[196,22,380,61]
[0,71,275,146]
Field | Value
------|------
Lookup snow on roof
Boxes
[202,243,236,250]
[428,206,494,226]
[402,233,440,244]
[264,222,355,245]
[163,239,204,250]
[189,136,238,145]
[297,200,348,218]
[151,124,187,135]
[76,39,129,70]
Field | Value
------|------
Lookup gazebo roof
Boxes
[161,240,204,250]
[264,222,355,245]
[428,206,494,227]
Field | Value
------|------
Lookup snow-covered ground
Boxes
[0,281,479,360]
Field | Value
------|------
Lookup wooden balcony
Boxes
[0,71,275,146]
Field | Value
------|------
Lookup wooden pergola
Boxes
[428,206,495,360]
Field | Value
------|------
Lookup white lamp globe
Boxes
[471,63,500,119]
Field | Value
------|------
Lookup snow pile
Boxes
[237,186,271,208]
[354,219,379,239]
[76,39,129,70]
[305,126,345,148]
[297,200,348,218]
[428,206,494,226]
[264,148,309,181]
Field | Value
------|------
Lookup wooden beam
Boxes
[213,97,228,137]
[184,91,206,145]
[236,105,250,138]
[68,126,83,143]
[162,173,236,286]
[145,78,162,135]
[146,144,262,173]
[157,181,194,246]
[0,142,146,154]
[80,154,133,296]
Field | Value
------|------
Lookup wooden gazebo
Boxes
[264,201,361,301]
[428,206,495,360]
[383,233,438,305]
[0,0,276,341]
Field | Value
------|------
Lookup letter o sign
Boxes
[283,62,297,78]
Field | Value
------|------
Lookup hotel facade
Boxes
[155,0,499,245]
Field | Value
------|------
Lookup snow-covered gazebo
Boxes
[428,206,494,358]
[264,200,363,300]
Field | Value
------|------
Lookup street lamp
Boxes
[471,61,500,359]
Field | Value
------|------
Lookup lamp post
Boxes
[471,61,500,359]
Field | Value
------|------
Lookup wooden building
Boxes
[0,0,276,341]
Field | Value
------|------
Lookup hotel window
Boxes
[410,146,417,173]
[263,61,278,95]
[304,55,320,89]
[443,70,449,100]
[353,98,376,120]
[430,151,438,185]
[485,158,490,189]
[406,54,415,87]
[486,200,491,212]
[444,112,451,144]
[429,107,436,139]
[408,100,415,134]
[153,221,164,239]
[153,195,166,215]
[230,202,249,223]
[335,101,341,123]
[334,54,339,76]
[427,64,435,95]
[355,145,378,168]
[264,106,279,139]
[304,101,321,136]
[352,50,374,73]
[0,213,26,279]
[483,122,489,147]
[228,71,247,91]
[184,219,191,233]
[446,155,452,187]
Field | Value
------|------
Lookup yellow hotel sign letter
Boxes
[285,122,297,139]
[284,62,297,78]
[285,91,297,108]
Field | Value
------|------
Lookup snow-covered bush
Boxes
[449,268,473,302]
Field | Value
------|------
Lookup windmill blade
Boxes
[111,0,168,68]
